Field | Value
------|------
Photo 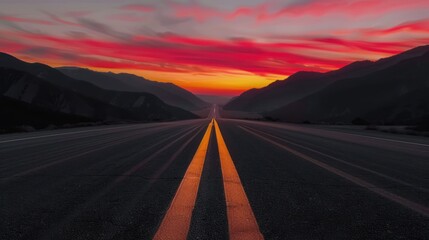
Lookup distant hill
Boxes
[265,46,429,125]
[0,61,197,131]
[224,71,327,112]
[224,45,429,113]
[57,67,209,111]
[0,96,93,132]
[0,52,101,96]
[197,94,232,105]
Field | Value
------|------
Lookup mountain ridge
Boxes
[265,48,429,124]
[224,45,429,113]
[56,66,209,111]
[0,54,199,131]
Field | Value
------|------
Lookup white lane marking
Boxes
[241,125,429,193]
[338,132,429,147]
[234,120,429,147]
[0,120,206,144]
[240,126,429,218]
[0,124,153,144]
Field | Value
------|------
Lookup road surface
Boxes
[1,106,428,239]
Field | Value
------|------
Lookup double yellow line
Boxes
[153,119,263,240]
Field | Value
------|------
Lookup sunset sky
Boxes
[1,0,429,96]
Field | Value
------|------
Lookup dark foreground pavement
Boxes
[1,107,428,239]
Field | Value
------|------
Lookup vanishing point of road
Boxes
[1,106,428,239]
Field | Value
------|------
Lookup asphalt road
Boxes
[1,106,428,239]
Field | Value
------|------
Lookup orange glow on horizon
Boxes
[121,69,285,96]
[16,54,284,96]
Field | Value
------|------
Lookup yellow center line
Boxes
[214,119,264,240]
[153,120,214,240]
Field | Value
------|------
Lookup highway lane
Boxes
[217,118,429,239]
[1,106,429,239]
[0,118,212,240]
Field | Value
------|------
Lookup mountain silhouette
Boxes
[0,54,198,131]
[264,46,429,124]
[57,67,209,111]
[224,45,429,114]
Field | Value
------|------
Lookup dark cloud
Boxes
[78,18,131,40]
[19,46,51,57]
[42,11,80,26]
[18,46,80,60]
[58,52,80,60]
[66,31,89,39]
[0,13,33,33]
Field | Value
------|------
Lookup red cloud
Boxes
[1,28,427,96]
[119,1,429,23]
[0,15,53,25]
[263,0,429,21]
[0,31,340,76]
[5,30,423,79]
[120,4,154,12]
[208,0,427,22]
[364,18,429,36]
[310,38,409,55]
[173,4,222,22]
